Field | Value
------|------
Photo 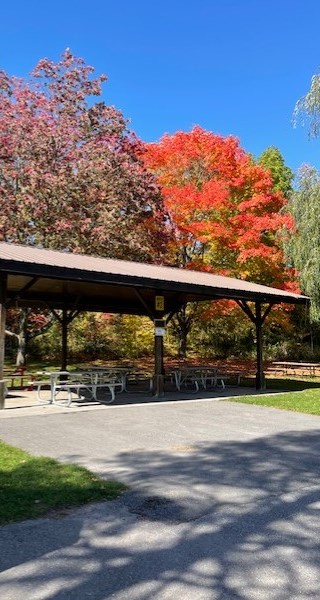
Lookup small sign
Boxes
[155,295,164,311]
[155,327,166,337]
[154,318,166,337]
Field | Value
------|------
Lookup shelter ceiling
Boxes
[6,275,187,315]
[0,243,309,316]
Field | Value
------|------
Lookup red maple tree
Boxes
[144,126,298,356]
[144,126,296,289]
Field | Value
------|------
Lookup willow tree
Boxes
[289,74,320,320]
[286,166,320,321]
[293,72,320,138]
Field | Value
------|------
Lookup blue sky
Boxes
[1,0,320,173]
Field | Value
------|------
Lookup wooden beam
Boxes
[261,303,274,324]
[61,309,68,372]
[134,289,155,320]
[166,309,178,325]
[236,299,256,323]
[49,306,81,371]
[50,307,63,324]
[152,319,165,397]
[10,277,39,303]
[236,300,274,391]
[68,309,81,323]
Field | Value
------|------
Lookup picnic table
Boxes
[272,362,320,377]
[173,366,226,392]
[4,368,35,390]
[82,366,134,392]
[30,368,129,407]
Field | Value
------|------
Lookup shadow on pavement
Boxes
[1,428,320,598]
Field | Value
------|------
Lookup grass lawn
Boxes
[228,387,320,416]
[0,440,127,525]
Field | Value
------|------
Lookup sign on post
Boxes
[154,318,166,337]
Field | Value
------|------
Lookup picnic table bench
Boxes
[30,370,124,407]
[271,362,320,377]
[173,366,226,392]
[4,368,35,390]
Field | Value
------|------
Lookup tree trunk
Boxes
[173,305,192,359]
[6,309,54,367]
[15,309,29,367]
[178,323,188,358]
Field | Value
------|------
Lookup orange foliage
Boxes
[144,126,296,292]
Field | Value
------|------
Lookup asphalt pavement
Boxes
[1,395,320,599]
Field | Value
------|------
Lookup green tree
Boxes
[258,146,293,197]
[285,166,320,320]
[293,73,320,138]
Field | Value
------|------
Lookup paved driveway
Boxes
[1,397,320,599]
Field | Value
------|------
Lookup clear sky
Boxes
[1,0,320,173]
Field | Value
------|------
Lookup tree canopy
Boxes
[293,73,320,138]
[0,49,169,262]
[0,52,306,363]
[290,73,320,320]
[258,146,293,197]
[144,126,296,289]
[286,166,320,320]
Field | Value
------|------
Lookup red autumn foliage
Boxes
[144,126,297,292]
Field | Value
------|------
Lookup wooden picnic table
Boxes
[4,369,35,389]
[272,362,320,376]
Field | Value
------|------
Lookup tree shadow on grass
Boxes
[265,377,320,391]
[1,429,320,598]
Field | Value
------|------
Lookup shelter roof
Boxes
[0,242,309,315]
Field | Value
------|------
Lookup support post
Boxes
[153,335,164,396]
[61,308,68,372]
[236,299,273,391]
[50,307,81,373]
[255,302,265,391]
[152,318,165,396]
[0,274,7,409]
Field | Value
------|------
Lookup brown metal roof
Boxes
[0,242,309,314]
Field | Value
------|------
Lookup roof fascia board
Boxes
[2,259,309,306]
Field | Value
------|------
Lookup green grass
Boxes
[268,376,320,390]
[0,440,127,525]
[228,387,320,416]
[239,376,320,392]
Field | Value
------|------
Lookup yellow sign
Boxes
[155,295,164,311]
